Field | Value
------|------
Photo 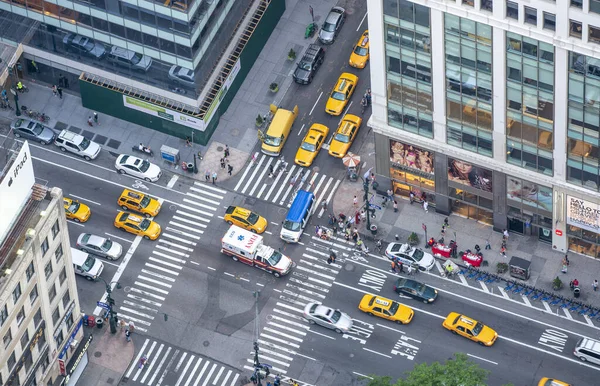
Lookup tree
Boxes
[365,353,490,386]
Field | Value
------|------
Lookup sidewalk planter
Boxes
[269,83,279,93]
[408,232,419,246]
[553,276,563,291]
[496,262,508,274]
[256,114,264,127]
[370,225,377,235]
[288,48,296,61]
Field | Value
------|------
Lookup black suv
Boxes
[292,44,325,85]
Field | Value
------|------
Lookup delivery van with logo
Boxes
[71,247,104,281]
[221,225,294,277]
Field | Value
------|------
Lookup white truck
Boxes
[221,225,294,277]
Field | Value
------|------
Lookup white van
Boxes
[71,248,104,281]
[574,337,600,365]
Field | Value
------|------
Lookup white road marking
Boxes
[182,198,218,212]
[309,92,323,116]
[357,12,368,31]
[467,353,497,365]
[69,194,101,205]
[363,347,392,358]
[126,339,149,378]
[297,123,306,136]
[249,157,273,196]
[185,192,222,206]
[104,233,133,243]
[167,175,179,188]
[189,186,225,199]
[175,209,212,222]
[192,181,227,194]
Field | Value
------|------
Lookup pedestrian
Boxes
[564,254,570,266]
[393,200,398,213]
[220,158,226,169]
[353,195,358,207]
[390,259,396,273]
[125,328,131,342]
[227,164,233,176]
[561,262,568,273]
[352,229,358,242]
[355,211,361,225]
[58,74,65,88]
[61,74,69,88]
[205,169,210,181]
[212,171,217,184]
[485,240,491,250]
[129,321,136,333]
[87,116,93,126]
[370,173,376,184]
[57,86,63,99]
[594,280,598,292]
[397,261,404,274]
[386,188,393,202]
[503,229,509,241]
[119,319,126,331]
[500,245,506,258]
[93,112,99,125]
[443,217,449,228]
[406,264,413,276]
[423,201,428,213]
[186,137,191,147]
[225,145,230,157]
[328,251,336,264]
[421,192,426,202]
[441,225,446,236]
[51,85,58,97]
[409,191,415,204]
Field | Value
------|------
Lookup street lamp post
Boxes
[361,177,374,231]
[98,278,122,334]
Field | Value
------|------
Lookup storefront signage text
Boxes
[567,196,600,233]
[62,334,93,385]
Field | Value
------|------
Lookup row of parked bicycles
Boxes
[457,266,600,319]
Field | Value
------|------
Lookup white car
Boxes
[76,233,123,260]
[168,65,195,87]
[115,154,162,182]
[385,243,435,271]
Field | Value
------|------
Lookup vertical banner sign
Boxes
[59,359,66,376]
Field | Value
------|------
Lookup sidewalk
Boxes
[331,133,600,309]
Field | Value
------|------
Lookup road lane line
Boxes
[362,348,391,359]
[522,295,532,307]
[357,12,368,31]
[542,301,552,313]
[307,329,335,340]
[467,353,497,365]
[167,175,179,188]
[69,194,101,205]
[375,323,406,335]
[297,123,306,136]
[309,92,323,116]
[563,307,573,319]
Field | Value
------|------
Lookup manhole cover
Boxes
[231,128,240,137]
[344,263,355,271]
[169,204,178,211]
[203,340,210,347]
[278,208,287,215]
[312,166,320,173]
[94,351,102,358]
[216,145,224,152]
[124,286,132,293]
[107,377,115,384]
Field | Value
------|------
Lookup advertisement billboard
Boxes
[123,96,205,131]
[389,140,434,174]
[567,195,600,233]
[0,141,35,244]
[448,158,492,192]
[506,177,553,212]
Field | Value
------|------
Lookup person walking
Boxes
[393,200,398,213]
[224,144,230,158]
[212,171,217,184]
[57,86,63,99]
[397,261,404,274]
[58,74,65,88]
[227,164,233,176]
[390,258,396,273]
[423,201,428,213]
[485,240,491,250]
[93,112,99,125]
[500,245,506,258]
[87,116,93,127]
[594,279,598,292]
[564,254,570,266]
[220,158,226,169]
[409,191,415,204]
[51,85,58,97]
[503,229,509,241]
[406,264,413,276]
[353,195,358,207]
[205,170,210,181]
[125,328,131,342]
[186,137,191,147]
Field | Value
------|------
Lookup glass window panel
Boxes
[445,14,460,32]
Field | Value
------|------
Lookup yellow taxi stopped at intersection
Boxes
[114,211,161,240]
[117,189,161,217]
[295,124,329,167]
[358,295,414,324]
[63,197,91,223]
[442,312,498,346]
[349,30,369,69]
[328,114,362,158]
[325,73,358,116]
[224,206,268,234]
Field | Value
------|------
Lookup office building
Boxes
[368,0,600,258]
[0,140,85,386]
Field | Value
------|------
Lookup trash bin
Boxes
[574,287,581,298]
[370,225,378,235]
[96,317,104,329]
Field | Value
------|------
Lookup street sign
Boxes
[96,301,110,310]
[369,203,382,210]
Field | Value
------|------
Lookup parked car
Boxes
[168,65,195,87]
[55,129,101,160]
[107,46,152,72]
[115,154,162,182]
[76,233,123,260]
[11,118,56,145]
[63,33,106,59]
[319,6,346,44]
[292,44,325,85]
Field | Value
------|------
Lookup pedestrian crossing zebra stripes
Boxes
[233,153,341,216]
[114,183,226,333]
[124,338,240,386]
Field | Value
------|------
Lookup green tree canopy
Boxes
[366,353,490,386]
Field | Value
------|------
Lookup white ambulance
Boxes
[221,225,294,277]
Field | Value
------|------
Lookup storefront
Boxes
[447,158,494,225]
[389,140,436,204]
[566,195,600,259]
[506,176,553,242]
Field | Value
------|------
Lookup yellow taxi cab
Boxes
[114,211,161,240]
[63,197,91,223]
[325,73,358,116]
[328,114,362,158]
[117,189,161,217]
[295,124,329,167]
[442,312,498,346]
[358,294,414,324]
[349,30,369,69]
[538,378,570,386]
[224,206,268,234]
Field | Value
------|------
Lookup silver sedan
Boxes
[303,302,353,333]
[76,233,123,260]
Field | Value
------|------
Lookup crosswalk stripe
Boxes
[249,158,273,196]
[295,265,336,281]
[148,346,171,386]
[250,352,291,367]
[127,293,162,307]
[156,349,180,386]
[201,363,218,386]
[175,355,195,386]
[192,181,227,194]
[212,367,225,385]
[269,314,310,329]
[298,259,339,275]
[188,186,225,200]
[230,373,240,386]
[257,339,302,359]
[244,361,288,375]
[256,181,269,199]
[161,233,198,246]
[156,244,191,257]
[138,275,173,288]
[317,179,341,218]
[253,345,294,362]
[184,358,203,386]
[130,287,167,301]
[145,263,181,276]
[176,208,212,222]
[242,155,267,194]
[164,227,202,239]
[158,239,194,252]
[272,165,297,202]
[174,352,188,372]
[122,300,159,314]
[141,343,164,383]
[193,361,211,386]
[127,339,150,378]
[289,277,329,293]
[300,253,342,270]
[169,221,205,234]
[285,283,326,299]
[233,158,257,191]
[314,177,333,207]
[152,250,188,264]
[268,321,308,336]
[311,174,327,199]
[134,281,170,295]
[275,302,304,314]
[178,203,215,217]
[263,327,304,342]
[140,269,177,282]
[185,191,222,206]
[133,341,157,381]
[281,289,321,305]
[263,163,291,201]
[260,333,301,348]
[221,370,232,386]
[172,215,208,228]
[148,257,184,270]
[120,306,156,320]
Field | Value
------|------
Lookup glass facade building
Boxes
[369,0,600,259]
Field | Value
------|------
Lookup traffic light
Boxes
[108,298,115,306]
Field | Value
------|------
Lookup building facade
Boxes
[368,0,600,258]
[0,141,84,386]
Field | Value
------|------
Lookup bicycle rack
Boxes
[484,274,497,284]
[579,305,592,315]
[569,301,582,312]
[531,290,544,301]
[523,286,535,296]
[467,268,479,280]
[560,298,572,308]
[513,284,525,295]
[476,272,488,281]
[589,308,600,318]
[549,296,562,306]
[541,291,554,302]
[504,280,517,292]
